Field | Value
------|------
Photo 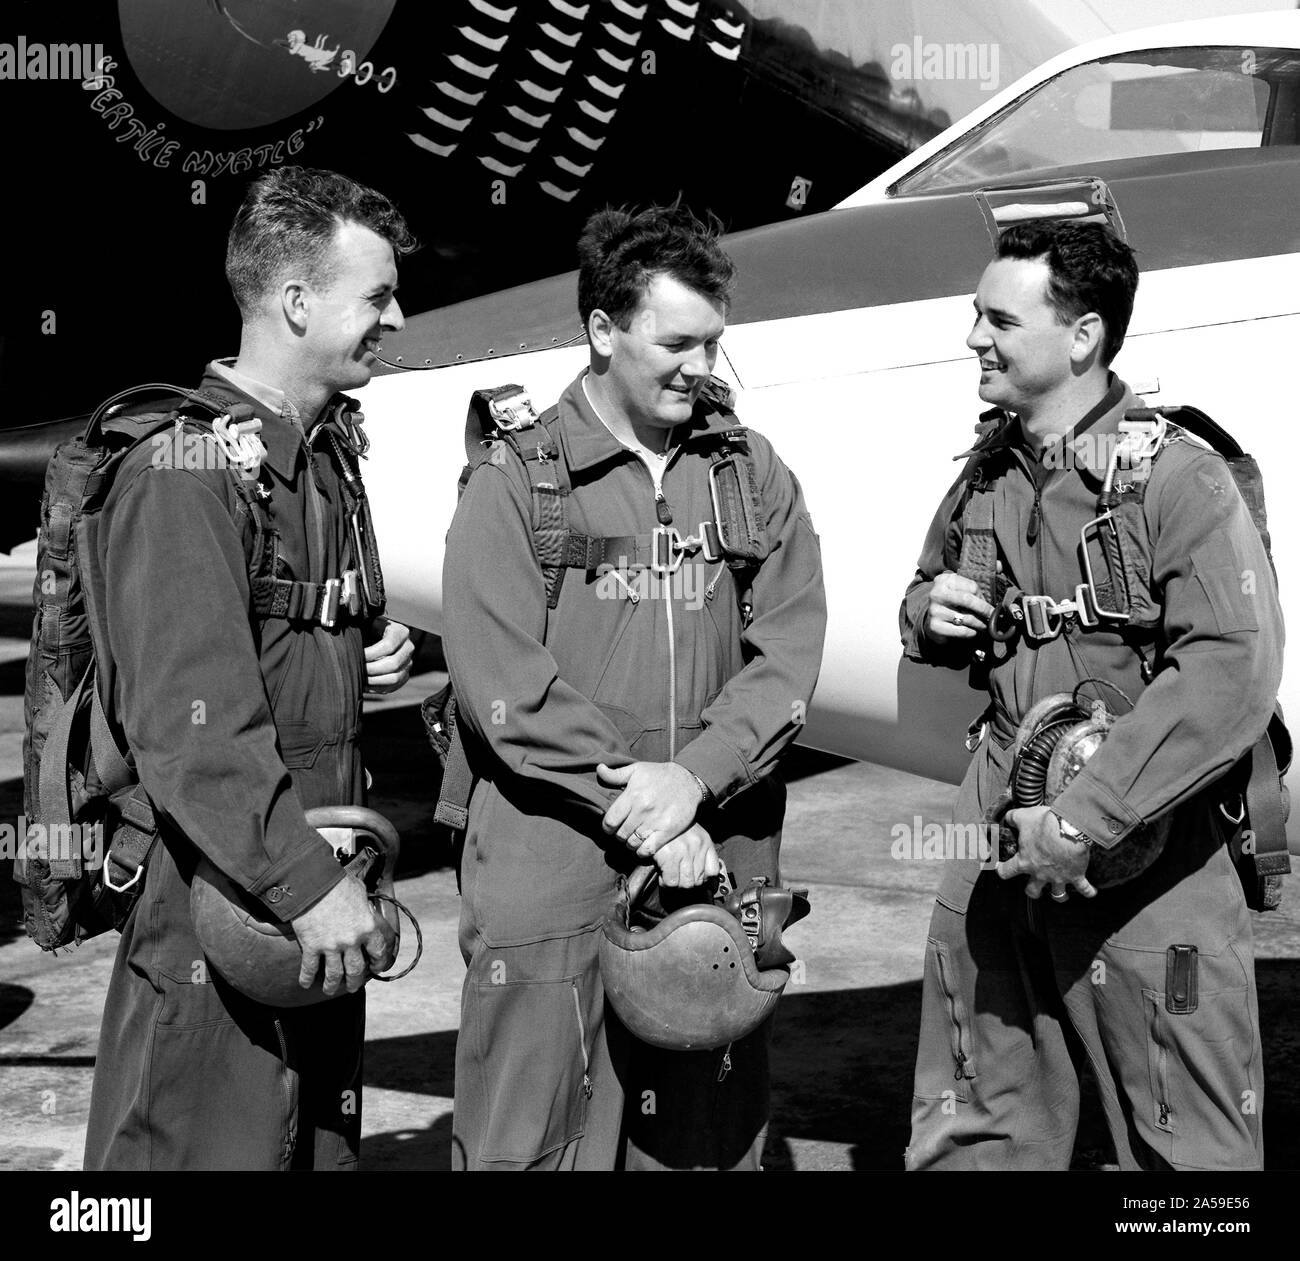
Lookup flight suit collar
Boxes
[556,371,738,473]
[1031,374,1133,487]
[201,360,359,481]
[953,374,1136,486]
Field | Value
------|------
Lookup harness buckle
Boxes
[1079,511,1132,622]
[1020,595,1063,641]
[652,526,684,575]
[341,570,363,618]
[488,388,539,433]
[320,578,342,629]
[700,521,722,564]
[1073,582,1099,628]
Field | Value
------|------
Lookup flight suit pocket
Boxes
[594,701,645,749]
[1191,540,1258,635]
[147,974,294,1170]
[474,968,593,1165]
[276,720,328,770]
[1141,964,1259,1169]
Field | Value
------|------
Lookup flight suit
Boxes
[899,376,1284,1169]
[443,372,826,1170]
[83,362,374,1170]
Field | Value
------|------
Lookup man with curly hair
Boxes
[443,204,826,1169]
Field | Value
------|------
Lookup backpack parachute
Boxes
[15,384,266,949]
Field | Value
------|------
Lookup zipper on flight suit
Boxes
[571,980,593,1099]
[273,1018,298,1167]
[631,452,679,758]
[933,945,975,1082]
[1146,995,1173,1133]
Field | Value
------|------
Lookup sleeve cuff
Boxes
[1050,773,1145,851]
[250,829,347,922]
[674,734,751,806]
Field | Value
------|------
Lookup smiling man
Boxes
[442,204,826,1169]
[84,166,416,1169]
[899,220,1283,1170]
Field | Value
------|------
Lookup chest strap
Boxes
[242,402,383,630]
[466,384,759,609]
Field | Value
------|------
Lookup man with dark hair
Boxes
[83,166,416,1169]
[442,203,826,1169]
[900,219,1282,1169]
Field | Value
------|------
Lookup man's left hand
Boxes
[364,618,414,695]
[996,805,1097,901]
[598,761,704,852]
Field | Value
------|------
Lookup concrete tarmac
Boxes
[2,555,1299,1171]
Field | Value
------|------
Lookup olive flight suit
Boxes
[83,361,376,1170]
[443,373,826,1169]
[900,376,1283,1169]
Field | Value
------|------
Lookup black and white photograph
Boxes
[1,0,1298,1235]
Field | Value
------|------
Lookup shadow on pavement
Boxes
[362,1112,454,1171]
[0,982,34,1032]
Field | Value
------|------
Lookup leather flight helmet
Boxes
[190,805,405,1007]
[599,865,809,1051]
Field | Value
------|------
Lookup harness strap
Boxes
[89,682,133,796]
[102,782,159,896]
[1246,719,1291,879]
[38,668,91,873]
[958,487,1000,608]
[250,573,363,627]
[433,697,473,834]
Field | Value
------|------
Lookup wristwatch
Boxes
[1050,809,1093,847]
[686,770,712,805]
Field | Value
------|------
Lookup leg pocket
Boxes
[1141,945,1261,1170]
[471,944,597,1166]
[148,975,292,1170]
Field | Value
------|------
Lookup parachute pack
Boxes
[15,381,383,950]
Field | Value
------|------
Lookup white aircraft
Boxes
[1,14,1294,840]
[358,11,1300,845]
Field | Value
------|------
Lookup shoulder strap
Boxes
[956,409,1015,606]
[1125,404,1273,573]
[462,387,587,609]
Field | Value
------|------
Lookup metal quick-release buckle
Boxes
[341,570,363,617]
[320,570,364,628]
[651,524,719,574]
[320,578,342,629]
[1017,585,1105,641]
[1079,511,1133,621]
[488,388,539,432]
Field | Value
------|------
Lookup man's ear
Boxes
[1070,311,1105,365]
[588,308,616,359]
[281,280,310,333]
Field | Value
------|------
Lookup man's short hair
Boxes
[577,203,735,331]
[226,166,417,317]
[995,220,1139,365]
